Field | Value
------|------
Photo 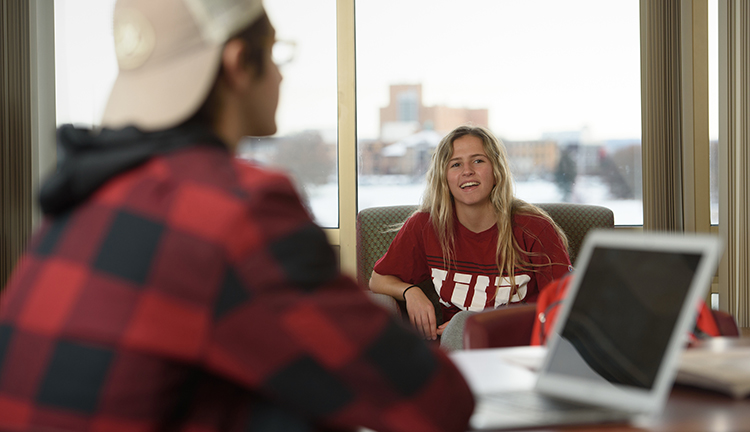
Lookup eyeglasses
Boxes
[272,40,296,66]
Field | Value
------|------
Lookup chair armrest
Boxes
[366,291,401,316]
[463,304,537,350]
[365,279,444,325]
[711,309,740,337]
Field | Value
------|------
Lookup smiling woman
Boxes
[369,125,571,350]
[447,135,503,223]
[447,135,497,218]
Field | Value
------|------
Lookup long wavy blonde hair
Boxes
[420,125,569,302]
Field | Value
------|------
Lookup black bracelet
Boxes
[402,284,419,301]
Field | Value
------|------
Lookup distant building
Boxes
[371,85,618,184]
[503,139,558,180]
[358,139,387,176]
[369,84,489,176]
[542,128,602,176]
[379,84,489,142]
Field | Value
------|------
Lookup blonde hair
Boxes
[420,125,568,302]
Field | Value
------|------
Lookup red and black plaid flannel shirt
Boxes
[0,141,473,431]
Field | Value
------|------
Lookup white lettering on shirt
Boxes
[493,275,531,308]
[450,273,473,309]
[470,275,490,310]
[429,267,532,311]
[430,268,531,312]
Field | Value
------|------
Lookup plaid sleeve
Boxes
[205,166,474,432]
[0,151,473,432]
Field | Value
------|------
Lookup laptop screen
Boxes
[545,247,702,390]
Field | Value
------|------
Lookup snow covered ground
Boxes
[306,175,644,228]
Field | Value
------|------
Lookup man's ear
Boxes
[220,39,255,90]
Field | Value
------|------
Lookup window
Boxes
[46,0,719,280]
[355,0,643,225]
[241,0,339,227]
[709,0,719,225]
[54,0,117,127]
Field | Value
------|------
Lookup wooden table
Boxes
[475,337,750,432]
[623,337,750,432]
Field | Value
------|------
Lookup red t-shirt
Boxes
[374,212,572,321]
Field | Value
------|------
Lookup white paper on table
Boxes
[449,346,545,395]
[677,347,750,398]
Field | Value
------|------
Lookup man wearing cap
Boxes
[0,0,474,431]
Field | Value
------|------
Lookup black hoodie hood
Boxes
[40,124,226,216]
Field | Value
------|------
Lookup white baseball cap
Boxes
[101,0,265,131]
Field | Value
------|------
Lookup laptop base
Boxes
[471,390,634,430]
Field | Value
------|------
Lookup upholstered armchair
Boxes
[355,203,616,318]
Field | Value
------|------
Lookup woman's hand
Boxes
[404,287,438,340]
[369,271,439,340]
[436,320,450,336]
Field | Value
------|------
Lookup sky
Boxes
[355,0,643,142]
[55,0,717,142]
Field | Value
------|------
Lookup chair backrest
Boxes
[355,203,615,288]
[356,205,418,287]
[534,203,615,265]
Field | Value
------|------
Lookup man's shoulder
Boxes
[230,158,295,191]
[90,148,304,231]
[152,148,297,197]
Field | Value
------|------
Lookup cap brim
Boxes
[100,44,222,131]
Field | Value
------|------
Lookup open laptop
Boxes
[464,229,723,430]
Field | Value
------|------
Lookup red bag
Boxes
[530,274,720,346]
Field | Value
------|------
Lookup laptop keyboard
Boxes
[472,390,631,429]
[481,391,596,413]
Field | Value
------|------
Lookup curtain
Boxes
[719,0,750,327]
[641,0,685,231]
[0,0,33,290]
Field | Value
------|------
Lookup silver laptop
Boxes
[468,230,723,430]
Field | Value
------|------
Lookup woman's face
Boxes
[446,134,496,211]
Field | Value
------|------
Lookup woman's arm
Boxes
[370,271,438,340]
